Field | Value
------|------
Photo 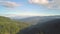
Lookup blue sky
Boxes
[0,0,60,17]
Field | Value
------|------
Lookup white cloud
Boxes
[29,0,60,9]
[0,0,21,8]
[29,0,52,5]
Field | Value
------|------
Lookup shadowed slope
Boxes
[17,19,60,34]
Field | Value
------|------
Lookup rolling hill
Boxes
[18,19,60,34]
[12,16,60,25]
[0,16,29,34]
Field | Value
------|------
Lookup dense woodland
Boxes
[18,19,60,34]
[0,16,29,34]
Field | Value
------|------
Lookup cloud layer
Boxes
[29,0,60,9]
[2,12,59,17]
[0,0,20,8]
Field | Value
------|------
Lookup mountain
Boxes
[10,16,31,19]
[17,19,60,34]
[0,16,29,34]
[12,15,60,25]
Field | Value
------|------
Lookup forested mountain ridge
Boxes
[12,16,60,25]
[18,19,60,34]
[0,16,29,34]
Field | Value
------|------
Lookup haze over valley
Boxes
[0,0,60,34]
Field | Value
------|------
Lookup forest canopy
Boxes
[0,16,29,34]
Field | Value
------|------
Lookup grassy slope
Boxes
[0,16,29,34]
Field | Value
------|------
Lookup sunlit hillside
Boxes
[0,16,29,34]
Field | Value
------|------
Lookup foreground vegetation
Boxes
[0,16,29,34]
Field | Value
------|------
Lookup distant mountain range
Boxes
[11,15,60,25]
